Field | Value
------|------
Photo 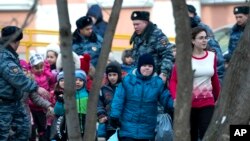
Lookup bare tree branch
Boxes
[83,0,123,140]
[1,0,38,48]
[56,0,82,140]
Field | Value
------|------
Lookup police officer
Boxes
[130,11,174,82]
[72,16,103,67]
[0,26,49,141]
[187,4,225,83]
[227,5,249,60]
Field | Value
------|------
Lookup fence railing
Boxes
[16,29,175,60]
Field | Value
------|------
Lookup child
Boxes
[46,43,60,78]
[110,54,172,140]
[51,71,67,141]
[97,61,122,140]
[9,60,53,140]
[29,53,56,141]
[75,69,89,137]
[53,70,88,137]
[121,49,134,74]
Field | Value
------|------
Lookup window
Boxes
[0,0,35,11]
[87,0,154,8]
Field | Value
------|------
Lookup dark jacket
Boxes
[0,45,38,101]
[228,24,245,57]
[130,22,174,79]
[87,4,108,37]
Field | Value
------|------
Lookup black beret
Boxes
[76,16,93,29]
[187,4,197,16]
[131,11,150,21]
[1,26,23,42]
[234,6,249,15]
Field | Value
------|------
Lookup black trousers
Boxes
[30,110,47,141]
[106,130,116,140]
[190,106,214,141]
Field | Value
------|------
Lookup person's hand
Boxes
[37,87,50,99]
[99,116,108,123]
[46,106,54,117]
[110,117,121,129]
[159,73,167,83]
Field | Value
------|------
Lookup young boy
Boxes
[97,61,122,140]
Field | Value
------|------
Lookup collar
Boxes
[6,45,19,58]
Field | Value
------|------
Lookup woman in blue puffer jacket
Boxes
[110,53,173,141]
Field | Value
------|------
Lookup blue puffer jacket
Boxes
[0,46,38,101]
[110,69,170,140]
[72,31,103,67]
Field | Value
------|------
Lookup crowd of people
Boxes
[0,3,249,141]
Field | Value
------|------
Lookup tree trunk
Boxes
[203,4,250,141]
[56,1,82,141]
[83,0,123,141]
[171,1,193,141]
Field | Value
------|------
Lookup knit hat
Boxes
[57,71,64,81]
[80,53,91,74]
[106,61,122,75]
[234,6,249,15]
[106,61,122,83]
[46,43,60,55]
[121,49,133,63]
[1,26,23,42]
[19,59,30,70]
[29,53,44,66]
[75,69,87,82]
[131,11,150,21]
[137,53,155,70]
[76,16,93,29]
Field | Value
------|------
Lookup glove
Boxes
[109,117,121,129]
[55,91,64,103]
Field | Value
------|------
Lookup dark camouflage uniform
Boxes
[72,31,103,67]
[193,15,225,83]
[130,22,174,78]
[0,45,38,141]
[228,24,245,58]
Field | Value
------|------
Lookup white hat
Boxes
[56,52,80,71]
[29,53,44,66]
[46,43,60,55]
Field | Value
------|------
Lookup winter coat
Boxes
[97,84,119,131]
[228,24,245,57]
[110,69,171,140]
[29,61,55,111]
[72,31,103,67]
[86,4,108,37]
[130,22,174,79]
[0,46,38,101]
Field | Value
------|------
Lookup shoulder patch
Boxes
[7,63,21,74]
[11,67,19,74]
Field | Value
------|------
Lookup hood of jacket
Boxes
[87,4,103,23]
